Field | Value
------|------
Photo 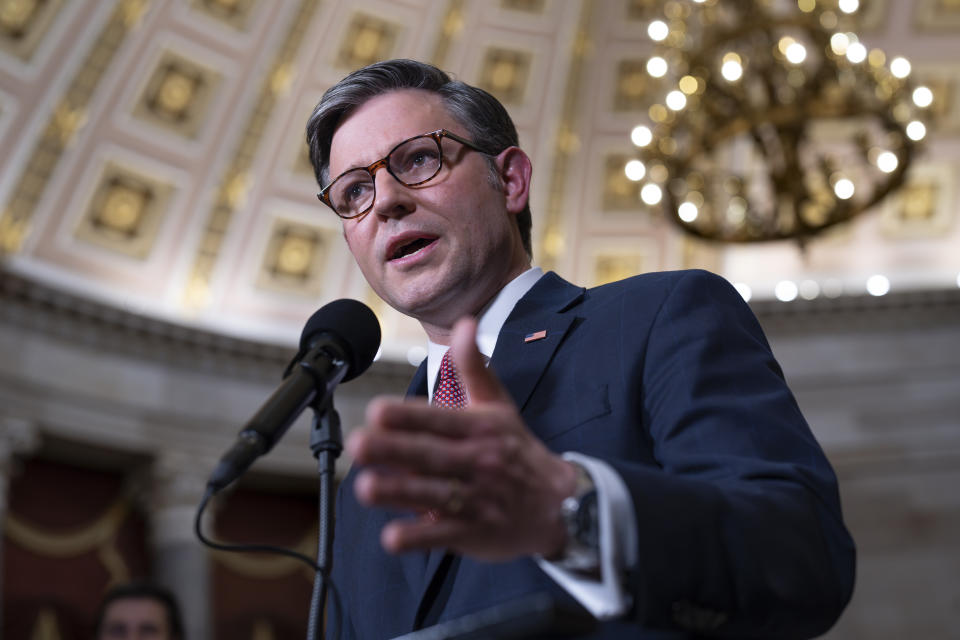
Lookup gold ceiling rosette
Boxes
[628,0,932,244]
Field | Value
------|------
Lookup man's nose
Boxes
[370,167,413,218]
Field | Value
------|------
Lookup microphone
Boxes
[206,299,381,493]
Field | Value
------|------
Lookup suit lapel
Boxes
[492,313,576,412]
[491,272,585,413]
[406,360,428,397]
[397,360,433,614]
[417,546,451,627]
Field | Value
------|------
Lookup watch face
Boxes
[578,490,600,548]
[558,477,600,572]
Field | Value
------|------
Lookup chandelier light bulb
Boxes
[649,163,669,182]
[647,56,668,78]
[866,274,890,296]
[733,282,752,302]
[640,183,663,205]
[830,33,849,55]
[838,0,860,14]
[799,280,820,300]
[833,178,855,199]
[876,151,898,173]
[648,20,669,42]
[631,125,653,147]
[890,56,911,78]
[679,75,699,94]
[678,202,699,222]
[868,48,886,67]
[625,159,646,181]
[846,42,867,63]
[721,60,743,82]
[822,279,844,298]
[912,86,933,108]
[774,281,799,302]
[406,345,427,367]
[906,120,926,141]
[666,90,687,110]
[785,42,807,64]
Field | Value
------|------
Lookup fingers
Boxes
[355,469,466,514]
[361,395,517,442]
[363,396,473,438]
[381,516,468,554]
[347,428,476,477]
[450,317,511,405]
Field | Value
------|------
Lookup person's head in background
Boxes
[94,582,184,640]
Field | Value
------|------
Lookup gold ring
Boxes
[444,478,463,516]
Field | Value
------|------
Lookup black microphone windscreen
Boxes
[299,299,381,381]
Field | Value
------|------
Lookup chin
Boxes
[384,285,459,324]
[387,295,441,320]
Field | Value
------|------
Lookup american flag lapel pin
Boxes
[524,329,547,343]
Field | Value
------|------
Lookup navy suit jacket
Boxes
[328,270,855,639]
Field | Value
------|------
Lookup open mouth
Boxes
[389,236,437,261]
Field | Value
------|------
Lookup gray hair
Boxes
[305,59,532,257]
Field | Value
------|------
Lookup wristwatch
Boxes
[557,463,600,573]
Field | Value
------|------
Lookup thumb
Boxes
[450,316,511,405]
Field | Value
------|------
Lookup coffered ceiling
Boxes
[1,0,958,361]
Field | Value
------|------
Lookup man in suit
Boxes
[306,59,855,638]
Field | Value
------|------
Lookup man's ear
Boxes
[496,147,532,216]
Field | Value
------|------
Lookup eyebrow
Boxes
[333,129,440,175]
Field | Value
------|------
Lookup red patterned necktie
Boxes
[433,349,467,409]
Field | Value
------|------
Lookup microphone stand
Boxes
[306,396,343,640]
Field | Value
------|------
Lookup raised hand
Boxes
[346,316,577,561]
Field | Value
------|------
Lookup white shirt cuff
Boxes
[535,452,638,620]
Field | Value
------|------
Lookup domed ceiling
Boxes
[1,0,958,361]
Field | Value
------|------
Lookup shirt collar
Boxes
[426,267,543,400]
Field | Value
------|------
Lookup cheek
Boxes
[463,202,511,246]
[342,227,356,253]
[343,224,373,265]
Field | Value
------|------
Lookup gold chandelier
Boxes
[628,0,932,244]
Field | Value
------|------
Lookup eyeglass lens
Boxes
[329,135,442,217]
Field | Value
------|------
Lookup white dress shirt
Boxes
[424,267,638,619]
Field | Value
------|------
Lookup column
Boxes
[150,451,214,640]
[0,416,40,634]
